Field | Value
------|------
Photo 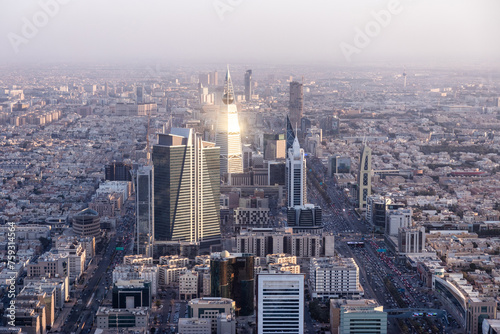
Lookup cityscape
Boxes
[1,1,500,334]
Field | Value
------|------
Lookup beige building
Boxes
[179,271,198,300]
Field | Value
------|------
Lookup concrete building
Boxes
[179,271,198,300]
[256,273,305,334]
[244,70,252,102]
[330,299,387,334]
[398,227,426,254]
[310,257,362,299]
[112,265,159,296]
[178,318,211,334]
[72,208,101,241]
[289,81,303,128]
[385,208,412,236]
[112,279,152,309]
[95,307,149,330]
[187,297,235,334]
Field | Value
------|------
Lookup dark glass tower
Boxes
[210,251,254,316]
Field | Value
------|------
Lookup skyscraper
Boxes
[136,166,153,256]
[257,273,305,334]
[289,81,303,128]
[286,136,306,207]
[152,128,221,244]
[244,70,252,101]
[210,251,254,316]
[215,67,243,175]
[136,85,144,104]
[358,144,372,210]
[286,115,295,153]
[105,161,132,181]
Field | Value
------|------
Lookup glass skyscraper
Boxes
[152,128,221,244]
[136,165,153,256]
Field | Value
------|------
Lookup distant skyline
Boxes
[1,0,499,66]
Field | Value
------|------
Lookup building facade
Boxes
[153,128,221,244]
[216,68,243,175]
[257,273,305,334]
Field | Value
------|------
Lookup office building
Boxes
[289,81,303,128]
[482,319,500,334]
[187,297,236,334]
[235,229,328,258]
[244,70,252,101]
[385,208,412,236]
[209,70,219,86]
[210,251,254,316]
[287,204,323,234]
[328,155,351,176]
[112,265,159,296]
[179,271,198,300]
[112,279,152,309]
[72,208,101,241]
[286,136,306,207]
[257,273,305,334]
[268,161,286,186]
[96,307,149,330]
[105,161,132,181]
[310,257,362,299]
[136,166,153,256]
[152,128,221,245]
[215,68,243,175]
[398,227,425,254]
[136,85,144,104]
[357,145,372,210]
[330,299,387,334]
[286,115,295,153]
[179,318,211,334]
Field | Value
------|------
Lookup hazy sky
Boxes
[1,0,499,66]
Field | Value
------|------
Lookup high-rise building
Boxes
[256,273,305,334]
[310,257,362,299]
[330,299,387,334]
[136,166,153,256]
[357,144,372,210]
[215,68,243,175]
[286,115,296,153]
[398,227,425,254]
[112,279,152,309]
[287,136,306,207]
[136,85,144,104]
[152,128,221,244]
[73,208,101,241]
[105,161,132,181]
[289,81,303,128]
[244,70,252,101]
[209,70,219,86]
[210,251,254,316]
[287,204,323,234]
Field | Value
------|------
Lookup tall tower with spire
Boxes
[358,143,372,210]
[286,136,307,207]
[216,67,243,175]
